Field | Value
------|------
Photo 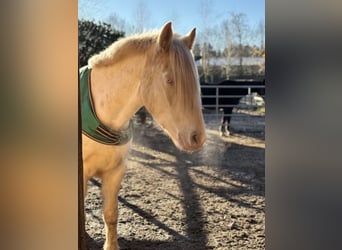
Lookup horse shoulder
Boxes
[82,135,131,177]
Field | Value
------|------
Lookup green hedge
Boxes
[78,19,124,67]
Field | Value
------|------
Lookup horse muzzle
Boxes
[176,130,206,152]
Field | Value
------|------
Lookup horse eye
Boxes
[166,79,173,84]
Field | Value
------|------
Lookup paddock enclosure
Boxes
[200,81,265,136]
[85,103,265,249]
[200,83,265,118]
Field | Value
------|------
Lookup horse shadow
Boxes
[85,118,264,249]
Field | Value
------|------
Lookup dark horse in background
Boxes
[201,79,265,136]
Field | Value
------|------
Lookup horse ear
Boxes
[183,28,196,49]
[158,22,173,52]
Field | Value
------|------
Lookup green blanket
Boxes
[79,66,133,145]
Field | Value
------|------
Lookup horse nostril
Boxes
[191,132,199,145]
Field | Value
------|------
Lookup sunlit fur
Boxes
[83,22,206,250]
[88,32,159,67]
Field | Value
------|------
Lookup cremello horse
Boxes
[81,22,206,250]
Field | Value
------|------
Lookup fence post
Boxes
[215,86,219,115]
[78,68,86,250]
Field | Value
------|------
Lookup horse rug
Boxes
[79,65,133,145]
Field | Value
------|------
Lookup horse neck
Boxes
[90,55,145,131]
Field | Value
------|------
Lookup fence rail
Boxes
[201,85,265,117]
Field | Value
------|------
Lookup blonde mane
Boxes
[88,32,158,67]
[88,30,185,68]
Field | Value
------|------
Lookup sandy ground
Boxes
[85,107,265,250]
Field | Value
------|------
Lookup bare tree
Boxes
[198,0,213,82]
[257,19,265,50]
[193,43,201,58]
[133,0,151,33]
[230,12,249,77]
[107,13,127,32]
[222,19,233,79]
[253,19,265,75]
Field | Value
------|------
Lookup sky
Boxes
[78,0,265,46]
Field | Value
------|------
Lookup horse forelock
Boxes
[169,40,200,111]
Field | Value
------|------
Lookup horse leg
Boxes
[225,116,231,136]
[102,163,126,250]
[219,113,226,136]
[219,114,230,137]
[223,119,230,136]
[219,123,224,136]
[224,108,234,136]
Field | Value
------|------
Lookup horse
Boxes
[201,79,265,136]
[80,22,206,250]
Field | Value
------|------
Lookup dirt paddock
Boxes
[85,109,265,250]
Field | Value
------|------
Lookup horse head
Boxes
[140,22,206,151]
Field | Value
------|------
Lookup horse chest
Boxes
[82,135,131,177]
